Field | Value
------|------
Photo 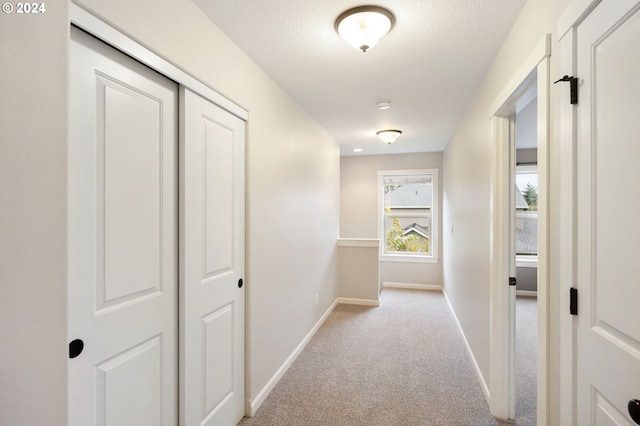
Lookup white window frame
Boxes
[377,169,439,264]
[515,164,538,264]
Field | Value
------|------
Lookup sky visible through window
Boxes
[516,170,537,191]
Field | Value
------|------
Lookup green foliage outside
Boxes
[385,212,429,253]
[522,183,538,211]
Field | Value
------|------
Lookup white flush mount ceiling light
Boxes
[335,6,395,53]
[376,129,402,144]
[376,100,391,110]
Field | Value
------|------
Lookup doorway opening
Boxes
[489,34,550,424]
[513,87,539,424]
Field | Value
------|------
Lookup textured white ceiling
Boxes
[192,0,527,156]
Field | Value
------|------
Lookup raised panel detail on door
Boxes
[203,304,234,416]
[98,76,163,309]
[181,87,245,426]
[69,27,178,426]
[575,1,640,424]
[593,389,632,426]
[592,9,640,346]
[204,120,234,277]
[96,336,163,426]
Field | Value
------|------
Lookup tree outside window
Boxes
[521,182,538,210]
[378,169,438,261]
[515,165,538,256]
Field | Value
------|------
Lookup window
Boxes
[378,169,438,263]
[515,165,537,257]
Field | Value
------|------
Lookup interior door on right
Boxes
[575,1,640,424]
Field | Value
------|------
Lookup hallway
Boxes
[240,288,519,425]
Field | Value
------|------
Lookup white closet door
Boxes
[180,88,245,426]
[68,27,178,426]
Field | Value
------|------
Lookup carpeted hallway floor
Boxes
[240,288,536,425]
[515,295,537,425]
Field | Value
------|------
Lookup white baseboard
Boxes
[442,289,490,403]
[246,299,338,416]
[382,282,442,291]
[516,290,537,297]
[337,297,380,307]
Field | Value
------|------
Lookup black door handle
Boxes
[630,400,640,425]
[69,339,84,359]
[238,278,243,288]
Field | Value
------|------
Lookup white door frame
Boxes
[70,5,247,122]
[556,1,602,425]
[489,34,551,423]
[69,2,250,418]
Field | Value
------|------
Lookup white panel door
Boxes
[575,1,640,424]
[180,88,245,426]
[68,27,178,426]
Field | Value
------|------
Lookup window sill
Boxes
[337,238,380,248]
[380,254,438,264]
[516,256,538,268]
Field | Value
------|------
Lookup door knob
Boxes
[630,400,640,425]
[69,339,84,359]
[238,278,243,288]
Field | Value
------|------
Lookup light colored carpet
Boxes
[240,288,534,425]
[515,296,537,425]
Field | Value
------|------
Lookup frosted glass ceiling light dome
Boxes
[335,6,395,53]
[377,129,402,144]
[376,100,391,110]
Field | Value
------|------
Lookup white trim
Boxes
[377,169,433,177]
[337,297,380,307]
[70,3,248,121]
[377,168,439,261]
[516,164,538,173]
[534,57,551,426]
[489,114,515,420]
[490,35,551,117]
[516,257,538,268]
[516,290,538,298]
[443,289,490,402]
[246,299,339,416]
[558,21,577,426]
[380,254,438,264]
[337,238,380,248]
[557,0,602,40]
[382,282,442,291]
[490,34,551,424]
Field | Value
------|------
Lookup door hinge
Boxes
[570,287,578,315]
[554,75,578,105]
[509,277,517,286]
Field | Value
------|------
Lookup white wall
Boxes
[338,241,380,302]
[516,98,538,151]
[341,153,443,286]
[0,1,340,423]
[441,0,571,423]
[0,4,69,425]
